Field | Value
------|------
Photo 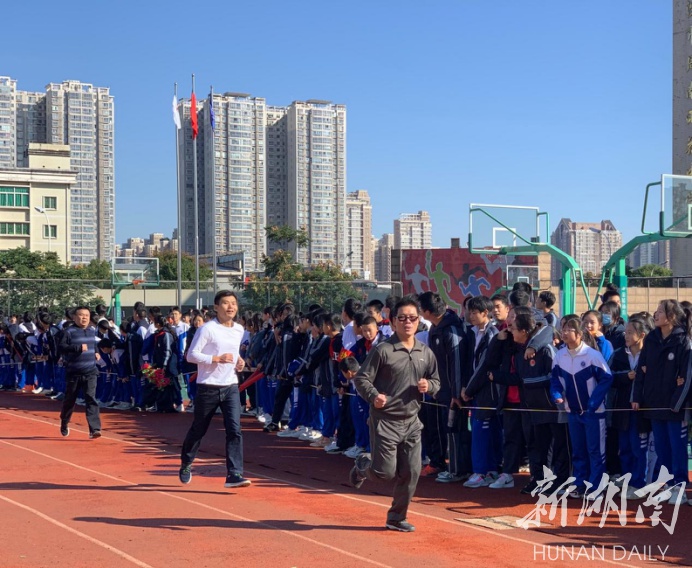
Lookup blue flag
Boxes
[208,92,215,130]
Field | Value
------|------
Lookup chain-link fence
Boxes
[0,278,404,317]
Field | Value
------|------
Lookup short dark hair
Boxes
[393,296,420,318]
[361,315,378,327]
[508,290,530,308]
[512,281,533,295]
[214,290,239,306]
[339,356,360,374]
[133,301,145,311]
[98,338,113,350]
[322,313,342,332]
[95,303,108,316]
[538,290,556,308]
[466,296,493,314]
[490,293,509,307]
[352,311,369,327]
[418,291,446,317]
[135,308,147,319]
[601,283,620,303]
[73,306,91,314]
[366,299,384,313]
[342,298,363,319]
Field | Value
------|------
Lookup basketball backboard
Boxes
[469,204,544,254]
[111,257,160,288]
[661,174,692,236]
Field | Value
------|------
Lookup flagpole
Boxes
[174,82,183,311]
[192,73,200,309]
[210,85,218,295]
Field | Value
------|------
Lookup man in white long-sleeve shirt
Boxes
[179,290,250,488]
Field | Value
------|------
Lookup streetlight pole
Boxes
[34,206,50,253]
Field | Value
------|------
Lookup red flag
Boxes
[190,92,198,139]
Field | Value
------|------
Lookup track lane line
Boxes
[0,493,154,568]
[0,409,643,568]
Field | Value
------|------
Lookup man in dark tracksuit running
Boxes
[351,297,440,533]
[59,306,101,439]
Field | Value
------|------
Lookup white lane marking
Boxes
[0,439,394,568]
[0,493,154,568]
[0,410,640,568]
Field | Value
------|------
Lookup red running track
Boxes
[1,391,691,568]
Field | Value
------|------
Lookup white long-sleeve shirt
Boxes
[186,319,244,386]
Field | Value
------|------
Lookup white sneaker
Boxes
[344,445,364,458]
[625,486,645,500]
[297,428,314,441]
[277,427,302,438]
[667,485,689,505]
[436,471,468,483]
[489,473,515,489]
[304,430,323,441]
[175,404,186,413]
[116,401,133,410]
[324,440,339,452]
[32,387,43,394]
[463,473,494,488]
[76,398,85,406]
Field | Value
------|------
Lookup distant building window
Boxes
[43,196,57,210]
[0,187,29,208]
[0,222,30,235]
[43,225,57,239]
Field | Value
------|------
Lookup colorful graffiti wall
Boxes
[401,248,537,313]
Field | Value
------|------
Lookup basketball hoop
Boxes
[132,278,145,289]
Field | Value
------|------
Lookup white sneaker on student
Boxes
[667,485,688,505]
[304,430,323,442]
[436,471,468,483]
[298,428,315,441]
[463,473,495,488]
[324,440,339,452]
[489,473,515,489]
[277,427,303,438]
[344,445,365,458]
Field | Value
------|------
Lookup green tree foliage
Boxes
[265,225,310,249]
[626,264,674,287]
[0,248,101,316]
[155,250,212,288]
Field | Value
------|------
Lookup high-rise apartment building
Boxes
[551,219,622,279]
[286,101,346,266]
[672,0,692,277]
[627,240,671,270]
[346,190,373,277]
[179,96,346,272]
[178,93,267,272]
[375,233,394,282]
[394,211,432,250]
[0,77,115,262]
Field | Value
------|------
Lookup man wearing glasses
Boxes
[350,296,440,533]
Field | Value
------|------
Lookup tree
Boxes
[0,248,99,316]
[265,225,310,249]
[155,250,212,288]
[626,264,674,287]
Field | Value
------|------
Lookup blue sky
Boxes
[3,1,672,247]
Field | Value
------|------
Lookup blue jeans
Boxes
[568,413,606,491]
[181,383,244,476]
[650,419,688,487]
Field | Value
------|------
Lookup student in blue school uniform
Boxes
[551,316,613,498]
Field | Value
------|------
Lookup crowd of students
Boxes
[2,283,691,505]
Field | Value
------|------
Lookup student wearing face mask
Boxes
[599,301,625,352]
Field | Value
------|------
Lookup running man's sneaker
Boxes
[179,464,192,484]
[349,465,366,489]
[463,473,494,488]
[489,473,515,489]
[224,473,251,488]
[386,520,415,532]
[421,464,442,477]
[435,472,468,483]
[89,430,102,439]
[60,422,69,437]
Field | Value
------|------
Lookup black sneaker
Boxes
[520,478,538,495]
[179,464,192,484]
[386,520,415,532]
[60,423,69,437]
[349,465,365,489]
[355,452,372,473]
[224,473,251,488]
[89,430,102,439]
[263,422,280,433]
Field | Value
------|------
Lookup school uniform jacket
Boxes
[550,343,613,414]
[464,324,501,420]
[609,347,648,432]
[427,310,468,404]
[632,326,692,421]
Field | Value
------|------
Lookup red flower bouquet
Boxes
[141,363,171,391]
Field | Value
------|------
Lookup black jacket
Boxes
[464,324,501,420]
[605,323,626,352]
[632,326,691,421]
[427,310,469,404]
[610,347,650,432]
